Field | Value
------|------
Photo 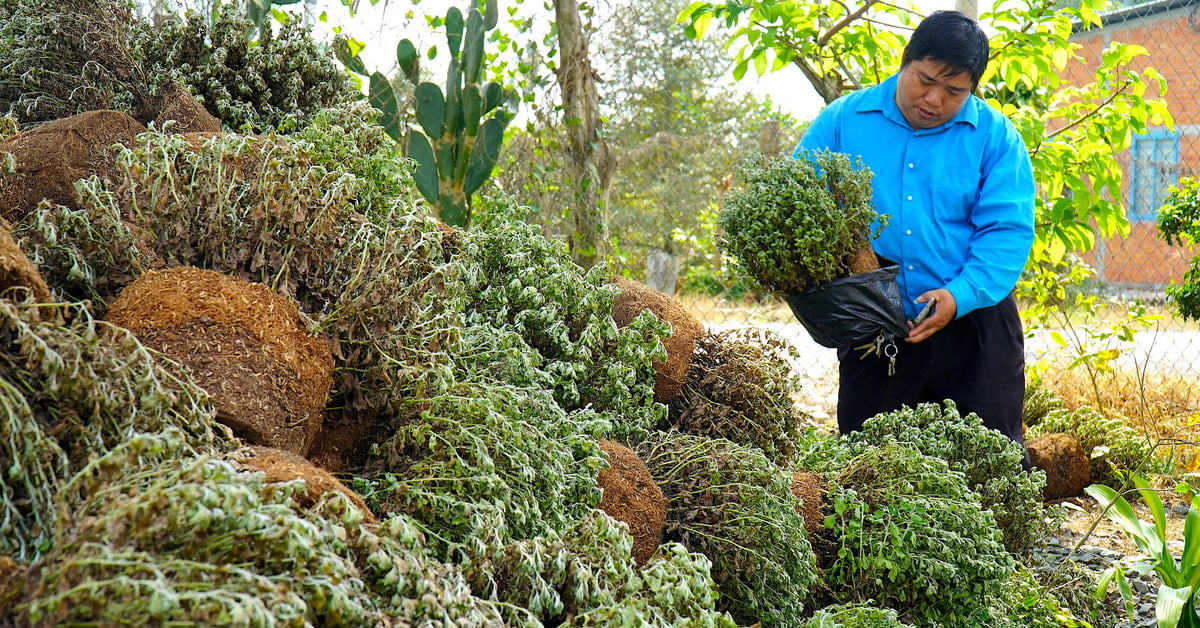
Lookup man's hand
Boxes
[906,289,956,344]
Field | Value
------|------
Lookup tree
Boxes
[491,0,800,292]
[553,0,613,269]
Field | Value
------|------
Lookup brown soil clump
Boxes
[791,470,827,538]
[104,267,333,455]
[597,439,668,566]
[0,554,26,618]
[0,110,145,222]
[610,276,704,403]
[238,446,376,523]
[305,412,380,475]
[0,219,51,302]
[1028,433,1092,500]
[846,246,880,275]
[147,80,221,134]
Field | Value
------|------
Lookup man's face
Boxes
[894,58,974,129]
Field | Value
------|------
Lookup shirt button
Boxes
[907,195,913,201]
[907,265,915,270]
[905,229,912,235]
[908,163,914,168]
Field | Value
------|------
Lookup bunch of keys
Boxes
[853,331,898,376]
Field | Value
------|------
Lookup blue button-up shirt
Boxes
[796,74,1035,319]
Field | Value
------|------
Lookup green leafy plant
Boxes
[1020,255,1163,415]
[1158,177,1200,320]
[1023,372,1066,427]
[1088,474,1200,628]
[718,150,882,294]
[819,441,1015,625]
[465,510,737,626]
[358,384,608,561]
[800,603,913,627]
[0,300,221,563]
[1026,406,1165,488]
[849,401,1050,554]
[21,430,510,626]
[130,1,358,133]
[636,431,818,627]
[665,327,811,466]
[458,220,668,443]
[13,107,462,418]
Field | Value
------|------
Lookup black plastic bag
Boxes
[782,258,909,350]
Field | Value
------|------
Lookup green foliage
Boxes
[458,220,668,443]
[0,0,147,127]
[849,402,1050,554]
[360,385,607,561]
[1026,406,1164,488]
[821,442,1015,625]
[1020,254,1162,413]
[130,1,358,133]
[0,300,221,563]
[290,101,412,218]
[21,430,510,626]
[801,603,913,627]
[680,1,914,103]
[1088,475,1200,628]
[665,328,811,466]
[1023,372,1066,427]
[466,510,737,626]
[719,150,881,294]
[997,562,1113,628]
[1157,177,1200,320]
[637,431,818,626]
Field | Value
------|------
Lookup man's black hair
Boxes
[901,10,990,88]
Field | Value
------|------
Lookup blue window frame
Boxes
[1129,129,1179,221]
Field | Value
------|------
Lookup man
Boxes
[795,10,1035,456]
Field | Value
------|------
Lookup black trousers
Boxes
[836,295,1028,463]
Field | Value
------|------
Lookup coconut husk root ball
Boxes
[0,110,146,222]
[147,80,221,134]
[237,446,376,523]
[104,267,333,455]
[610,276,704,403]
[1027,433,1091,501]
[0,220,51,303]
[597,439,668,566]
[791,470,827,539]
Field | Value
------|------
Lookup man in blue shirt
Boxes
[796,10,1035,458]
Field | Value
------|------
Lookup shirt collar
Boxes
[856,73,980,132]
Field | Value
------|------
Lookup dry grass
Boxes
[1034,358,1200,473]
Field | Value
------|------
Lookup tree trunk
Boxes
[554,0,613,270]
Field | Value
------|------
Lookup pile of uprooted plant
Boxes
[0,2,1170,626]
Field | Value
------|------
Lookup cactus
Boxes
[336,1,510,228]
[404,3,511,228]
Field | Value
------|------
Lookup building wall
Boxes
[1065,2,1199,286]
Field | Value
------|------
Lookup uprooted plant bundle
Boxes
[1,88,1100,625]
[665,327,812,466]
[718,150,884,294]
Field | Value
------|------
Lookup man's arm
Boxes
[943,123,1036,318]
